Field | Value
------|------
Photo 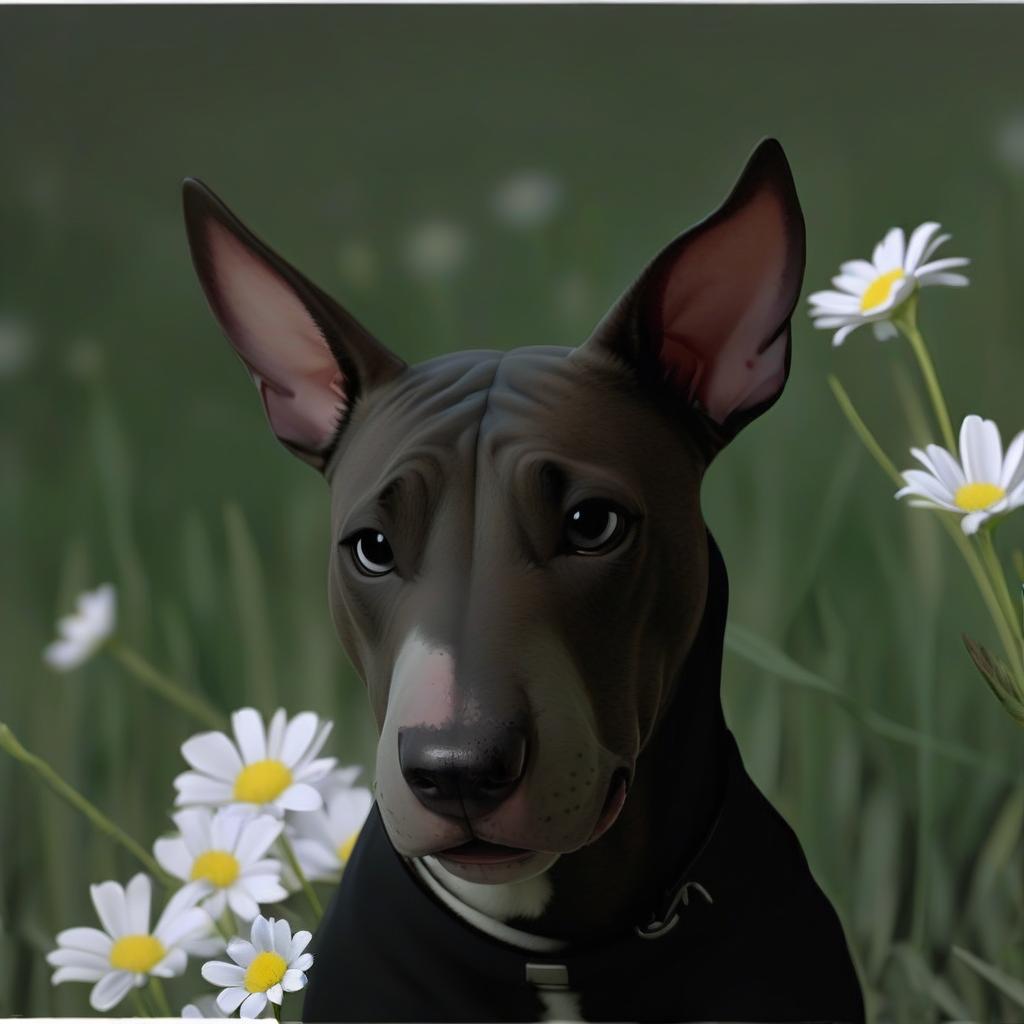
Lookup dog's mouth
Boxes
[431,767,631,865]
[436,839,535,866]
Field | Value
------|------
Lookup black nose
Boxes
[398,720,528,819]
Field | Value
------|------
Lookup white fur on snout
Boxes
[391,627,458,727]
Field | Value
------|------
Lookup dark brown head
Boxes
[182,139,804,885]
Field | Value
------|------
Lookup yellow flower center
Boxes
[233,759,293,803]
[109,934,166,973]
[337,831,359,865]
[954,482,1005,512]
[860,268,905,312]
[245,950,289,993]
[191,849,240,888]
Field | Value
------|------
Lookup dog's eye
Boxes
[349,530,396,576]
[565,499,629,554]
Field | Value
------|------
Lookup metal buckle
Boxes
[634,881,713,941]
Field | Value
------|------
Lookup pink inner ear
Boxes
[658,188,792,425]
[206,221,348,453]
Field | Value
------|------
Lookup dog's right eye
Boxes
[347,530,396,576]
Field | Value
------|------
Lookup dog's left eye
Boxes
[347,529,396,576]
[565,499,629,554]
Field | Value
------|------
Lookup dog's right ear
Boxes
[574,139,805,463]
[182,179,406,471]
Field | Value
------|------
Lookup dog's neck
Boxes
[417,531,731,946]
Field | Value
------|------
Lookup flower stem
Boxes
[0,722,175,887]
[948,524,1024,690]
[893,297,957,453]
[828,375,903,486]
[106,639,226,731]
[279,834,323,919]
[132,989,153,1017]
[977,528,1024,654]
[148,977,173,1017]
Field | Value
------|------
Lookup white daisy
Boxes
[288,771,374,883]
[896,414,1024,534]
[182,993,272,1018]
[492,171,563,228]
[201,914,313,1019]
[808,222,970,346]
[43,583,117,671]
[46,873,212,1012]
[174,708,336,816]
[154,808,289,922]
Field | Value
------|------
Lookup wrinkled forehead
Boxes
[325,345,702,525]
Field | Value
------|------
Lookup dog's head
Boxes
[183,139,804,885]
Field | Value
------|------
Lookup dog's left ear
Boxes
[182,179,407,472]
[577,138,805,460]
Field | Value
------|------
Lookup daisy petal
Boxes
[277,783,323,812]
[217,986,249,1014]
[920,444,966,493]
[293,952,314,972]
[832,323,862,347]
[89,970,135,1012]
[961,511,990,535]
[233,708,268,765]
[960,415,1003,484]
[896,470,958,509]
[295,720,334,771]
[294,756,337,784]
[90,881,129,939]
[921,231,952,262]
[182,732,244,782]
[904,221,942,272]
[174,807,215,855]
[124,872,152,934]
[240,991,269,1019]
[238,815,284,865]
[918,272,969,287]
[227,937,258,968]
[51,965,107,985]
[154,836,193,880]
[282,967,307,992]
[807,289,862,311]
[252,915,274,951]
[266,709,288,759]
[1001,431,1024,492]
[290,929,313,959]
[914,256,970,276]
[151,947,188,978]
[812,316,859,328]
[830,274,868,294]
[47,948,111,971]
[279,713,319,767]
[174,772,235,806]
[202,961,247,987]
[55,927,114,956]
[228,887,261,922]
[840,259,877,280]
[271,917,292,956]
[156,907,212,948]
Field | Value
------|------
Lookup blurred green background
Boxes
[2,4,1023,1020]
